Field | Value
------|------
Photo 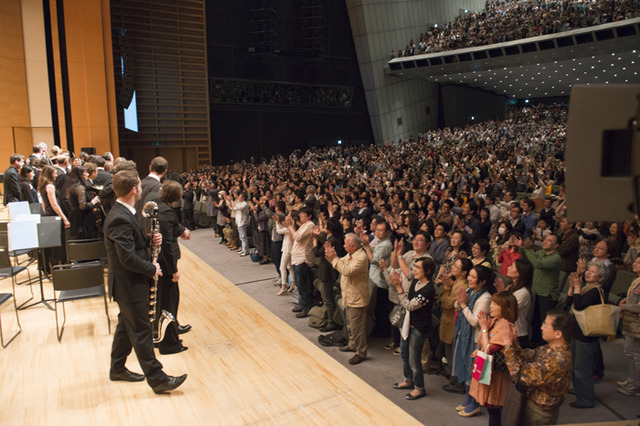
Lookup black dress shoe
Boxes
[406,391,426,400]
[177,324,192,334]
[258,259,269,265]
[159,346,188,355]
[110,368,145,382]
[292,306,303,313]
[151,374,188,394]
[442,383,466,394]
[569,401,594,409]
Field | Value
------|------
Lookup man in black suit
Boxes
[3,154,24,206]
[135,156,168,220]
[104,170,186,394]
[91,155,112,187]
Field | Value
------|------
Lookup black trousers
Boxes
[271,240,283,276]
[371,287,391,338]
[156,272,182,352]
[110,299,166,387]
[531,294,557,347]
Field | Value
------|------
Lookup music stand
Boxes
[9,217,62,310]
[29,203,44,215]
[8,201,31,220]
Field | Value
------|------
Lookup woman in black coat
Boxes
[155,180,191,354]
[19,165,39,204]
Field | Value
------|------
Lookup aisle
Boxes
[0,242,419,425]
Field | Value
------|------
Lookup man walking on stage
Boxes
[104,170,187,394]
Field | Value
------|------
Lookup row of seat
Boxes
[0,233,110,347]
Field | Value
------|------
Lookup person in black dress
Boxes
[66,165,99,239]
[38,165,69,271]
[19,165,39,204]
[154,180,191,354]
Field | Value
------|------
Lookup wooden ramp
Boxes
[0,245,420,425]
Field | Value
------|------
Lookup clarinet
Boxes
[142,201,176,343]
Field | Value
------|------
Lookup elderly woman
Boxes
[468,292,519,426]
[566,262,608,408]
[451,265,493,417]
[618,256,640,396]
[390,257,437,401]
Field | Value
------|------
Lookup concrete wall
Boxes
[345,0,485,143]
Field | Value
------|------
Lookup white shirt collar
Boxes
[116,199,136,215]
[148,174,161,182]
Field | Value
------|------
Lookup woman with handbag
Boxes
[566,262,607,408]
[618,256,640,396]
[452,265,493,417]
[389,257,436,401]
[469,292,519,426]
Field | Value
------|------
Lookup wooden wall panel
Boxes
[111,0,211,173]
[62,0,118,157]
[0,0,31,162]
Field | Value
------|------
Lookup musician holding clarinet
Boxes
[105,170,187,394]
[154,180,191,354]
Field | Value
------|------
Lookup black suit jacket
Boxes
[3,166,20,205]
[103,202,156,303]
[135,176,162,221]
[94,169,112,187]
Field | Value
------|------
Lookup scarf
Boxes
[453,286,489,383]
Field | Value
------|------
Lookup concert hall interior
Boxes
[2,0,640,425]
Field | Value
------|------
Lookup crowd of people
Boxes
[4,102,640,421]
[391,0,639,58]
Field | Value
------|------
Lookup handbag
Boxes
[493,350,509,373]
[572,287,622,337]
[472,350,493,385]
[389,304,406,329]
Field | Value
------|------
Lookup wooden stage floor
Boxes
[0,245,420,425]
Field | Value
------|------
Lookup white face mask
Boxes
[498,227,506,236]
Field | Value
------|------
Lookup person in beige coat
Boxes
[325,233,370,365]
[440,258,472,392]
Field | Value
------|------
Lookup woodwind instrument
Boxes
[142,201,175,343]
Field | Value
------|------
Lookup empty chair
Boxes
[66,239,107,264]
[0,222,37,283]
[0,249,23,347]
[0,247,33,309]
[51,261,110,342]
